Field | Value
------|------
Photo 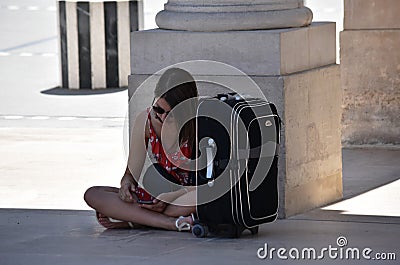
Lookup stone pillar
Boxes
[57,0,143,89]
[156,0,313,31]
[341,0,400,145]
[129,0,343,218]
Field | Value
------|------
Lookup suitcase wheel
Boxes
[192,223,209,238]
[250,226,259,235]
[232,226,259,238]
[233,226,243,238]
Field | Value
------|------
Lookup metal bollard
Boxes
[57,0,143,89]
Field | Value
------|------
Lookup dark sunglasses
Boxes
[152,105,171,115]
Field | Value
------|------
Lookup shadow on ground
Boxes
[41,86,127,96]
[341,147,400,199]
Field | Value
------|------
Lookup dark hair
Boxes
[154,68,198,150]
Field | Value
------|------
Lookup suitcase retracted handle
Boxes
[206,138,216,187]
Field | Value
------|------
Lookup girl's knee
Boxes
[83,186,100,207]
[84,186,119,209]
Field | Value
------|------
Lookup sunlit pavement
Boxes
[0,1,399,264]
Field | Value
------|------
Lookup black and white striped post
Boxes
[57,0,143,89]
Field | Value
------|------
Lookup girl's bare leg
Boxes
[84,187,130,228]
[163,190,196,218]
[84,186,191,230]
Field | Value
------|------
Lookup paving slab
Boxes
[0,209,399,265]
[1,147,399,265]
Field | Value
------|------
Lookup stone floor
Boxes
[0,145,399,265]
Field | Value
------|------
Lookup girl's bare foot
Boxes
[96,212,135,229]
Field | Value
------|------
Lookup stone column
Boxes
[129,0,343,218]
[341,0,400,145]
[156,0,313,31]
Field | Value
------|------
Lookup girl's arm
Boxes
[155,186,196,204]
[127,110,149,180]
[140,186,196,213]
[120,110,149,196]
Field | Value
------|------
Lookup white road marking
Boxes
[0,52,56,57]
[0,116,125,123]
[4,116,24,120]
[41,53,56,57]
[27,6,39,11]
[19,52,33,57]
[2,5,57,12]
[7,5,20,10]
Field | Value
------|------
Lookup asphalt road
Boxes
[0,0,128,129]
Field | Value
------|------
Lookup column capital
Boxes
[156,0,313,31]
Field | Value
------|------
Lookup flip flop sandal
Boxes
[175,214,195,232]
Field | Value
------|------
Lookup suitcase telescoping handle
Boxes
[206,138,216,187]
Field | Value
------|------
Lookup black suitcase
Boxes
[192,93,280,238]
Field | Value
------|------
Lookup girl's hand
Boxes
[119,182,137,203]
[139,199,167,213]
